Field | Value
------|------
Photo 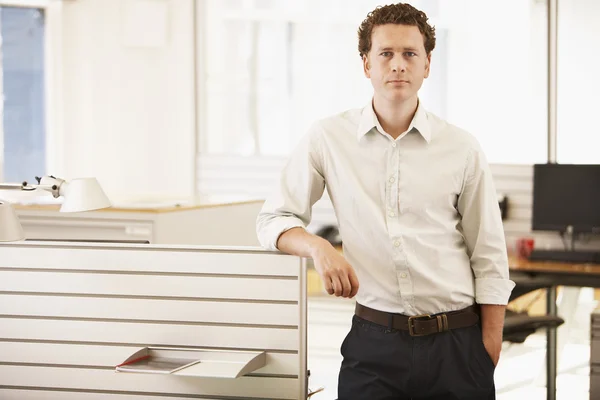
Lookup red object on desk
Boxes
[516,238,535,259]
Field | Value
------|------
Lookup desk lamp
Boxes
[0,175,111,241]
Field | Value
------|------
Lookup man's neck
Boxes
[372,95,419,139]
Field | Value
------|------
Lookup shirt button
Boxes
[392,142,397,147]
[389,177,395,183]
[393,241,400,247]
[389,211,396,217]
[400,273,407,278]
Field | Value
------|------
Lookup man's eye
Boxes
[380,52,392,57]
[405,52,417,57]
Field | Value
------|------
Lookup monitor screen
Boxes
[532,164,600,233]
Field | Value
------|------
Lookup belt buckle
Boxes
[407,314,433,337]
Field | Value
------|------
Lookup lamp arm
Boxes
[1,175,109,213]
[0,183,29,191]
[0,182,61,197]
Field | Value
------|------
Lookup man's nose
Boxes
[391,57,406,73]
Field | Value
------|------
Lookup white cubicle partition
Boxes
[0,242,307,399]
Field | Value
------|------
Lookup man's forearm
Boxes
[278,227,359,298]
[276,227,331,258]
[480,304,506,365]
[480,304,505,336]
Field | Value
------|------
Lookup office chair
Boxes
[503,275,564,343]
[314,225,342,247]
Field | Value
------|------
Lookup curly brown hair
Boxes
[358,3,436,58]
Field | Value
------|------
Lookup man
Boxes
[256,3,514,399]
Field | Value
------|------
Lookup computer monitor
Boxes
[532,163,600,234]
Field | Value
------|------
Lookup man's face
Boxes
[363,24,431,104]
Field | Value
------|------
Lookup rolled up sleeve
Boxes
[457,143,516,305]
[256,124,326,251]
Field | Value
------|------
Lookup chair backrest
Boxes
[509,276,556,302]
[0,242,307,400]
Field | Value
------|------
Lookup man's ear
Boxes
[424,53,431,79]
[363,54,371,78]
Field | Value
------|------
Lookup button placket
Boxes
[387,146,400,215]
[398,273,413,305]
[387,144,410,305]
[392,237,413,304]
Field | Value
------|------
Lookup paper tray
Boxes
[116,346,266,378]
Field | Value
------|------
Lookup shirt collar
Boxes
[356,99,432,143]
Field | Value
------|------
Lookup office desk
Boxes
[13,197,264,246]
[510,256,600,400]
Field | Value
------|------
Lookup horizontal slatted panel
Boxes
[0,366,298,399]
[493,165,536,244]
[0,342,298,375]
[0,245,299,276]
[494,179,533,193]
[490,163,533,178]
[0,295,298,326]
[0,244,306,400]
[0,390,226,400]
[492,165,533,203]
[508,208,532,220]
[0,271,298,302]
[503,220,531,235]
[507,193,533,208]
[0,318,298,351]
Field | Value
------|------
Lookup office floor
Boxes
[307,289,597,400]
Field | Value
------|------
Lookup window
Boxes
[437,0,548,164]
[556,0,600,164]
[0,6,46,182]
[200,0,548,164]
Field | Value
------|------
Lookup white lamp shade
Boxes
[59,178,111,212]
[0,202,24,241]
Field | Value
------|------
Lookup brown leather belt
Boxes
[355,303,480,337]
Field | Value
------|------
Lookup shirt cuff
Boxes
[257,217,305,251]
[475,278,516,305]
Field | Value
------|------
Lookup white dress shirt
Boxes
[257,101,515,316]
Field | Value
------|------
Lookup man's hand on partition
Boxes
[311,243,359,298]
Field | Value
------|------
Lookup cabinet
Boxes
[14,197,264,246]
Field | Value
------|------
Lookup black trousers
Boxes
[337,314,496,400]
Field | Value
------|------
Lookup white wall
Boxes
[557,0,600,164]
[36,0,597,205]
[441,0,548,165]
[51,0,196,202]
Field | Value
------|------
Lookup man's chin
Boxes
[384,92,416,104]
